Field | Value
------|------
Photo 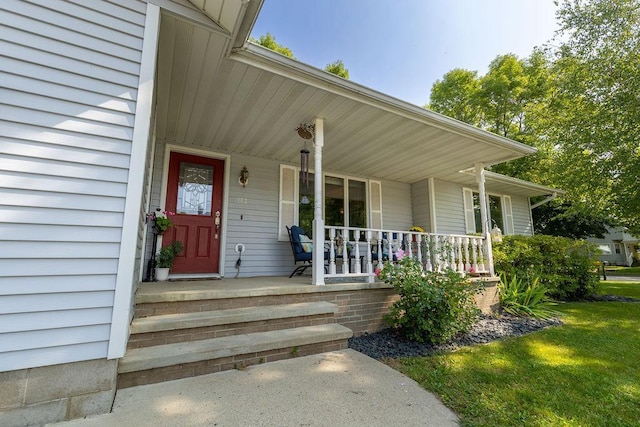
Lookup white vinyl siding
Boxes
[381,180,412,231]
[226,156,289,277]
[0,0,146,371]
[433,179,467,234]
[410,179,430,232]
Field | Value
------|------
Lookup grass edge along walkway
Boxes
[388,282,640,427]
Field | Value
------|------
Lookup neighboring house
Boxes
[588,227,640,266]
[0,0,562,423]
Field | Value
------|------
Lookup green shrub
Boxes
[157,241,184,268]
[493,235,600,301]
[498,274,560,319]
[379,257,481,343]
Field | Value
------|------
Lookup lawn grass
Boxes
[600,280,640,299]
[389,288,640,426]
[605,266,640,276]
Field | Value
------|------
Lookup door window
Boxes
[177,162,213,216]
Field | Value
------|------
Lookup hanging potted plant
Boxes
[147,209,176,235]
[155,241,184,281]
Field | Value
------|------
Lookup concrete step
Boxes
[118,324,353,374]
[131,301,338,334]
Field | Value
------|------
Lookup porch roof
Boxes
[453,170,565,197]
[156,12,537,184]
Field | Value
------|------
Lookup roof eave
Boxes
[230,43,537,163]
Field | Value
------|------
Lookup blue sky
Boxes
[251,0,559,107]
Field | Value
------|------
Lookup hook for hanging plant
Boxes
[295,123,314,140]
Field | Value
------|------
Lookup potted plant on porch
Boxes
[155,241,184,281]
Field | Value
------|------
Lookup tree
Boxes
[532,200,610,239]
[548,0,640,234]
[425,0,640,235]
[428,68,480,124]
[252,32,294,58]
[324,59,349,79]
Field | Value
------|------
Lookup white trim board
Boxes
[108,3,161,360]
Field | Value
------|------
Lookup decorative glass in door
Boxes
[177,162,213,216]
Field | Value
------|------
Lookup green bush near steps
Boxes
[378,257,481,343]
[493,235,600,301]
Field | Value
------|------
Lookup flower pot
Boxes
[155,267,170,281]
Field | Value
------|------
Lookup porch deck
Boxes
[136,276,392,303]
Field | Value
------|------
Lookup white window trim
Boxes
[463,188,515,236]
[278,165,379,240]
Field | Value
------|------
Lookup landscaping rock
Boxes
[348,315,563,360]
[587,294,640,303]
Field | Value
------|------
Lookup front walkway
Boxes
[51,350,458,426]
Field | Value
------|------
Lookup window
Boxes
[598,244,612,255]
[279,165,380,240]
[614,243,621,254]
[463,188,514,235]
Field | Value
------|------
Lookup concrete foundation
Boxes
[0,359,117,426]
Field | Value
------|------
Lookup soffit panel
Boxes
[157,18,533,184]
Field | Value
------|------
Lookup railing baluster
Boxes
[366,230,373,279]
[448,236,456,270]
[377,230,383,269]
[354,230,361,274]
[464,237,471,272]
[322,226,493,279]
[341,227,349,274]
[329,227,336,275]
[424,234,433,271]
[416,234,423,269]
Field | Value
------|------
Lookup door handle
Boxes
[214,211,221,239]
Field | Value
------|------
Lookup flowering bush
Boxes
[379,257,481,343]
[147,209,175,232]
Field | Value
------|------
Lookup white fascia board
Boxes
[484,171,566,196]
[230,44,537,160]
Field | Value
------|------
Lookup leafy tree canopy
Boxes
[427,0,640,235]
[252,32,295,58]
[428,68,480,124]
[532,200,611,239]
[324,59,350,79]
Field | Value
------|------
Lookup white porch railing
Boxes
[324,226,490,281]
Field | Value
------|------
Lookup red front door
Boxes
[163,152,224,274]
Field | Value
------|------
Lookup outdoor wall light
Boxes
[239,165,249,187]
[490,225,503,243]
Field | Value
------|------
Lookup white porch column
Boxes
[475,163,495,276]
[312,118,325,285]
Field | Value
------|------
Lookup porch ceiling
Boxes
[156,14,536,184]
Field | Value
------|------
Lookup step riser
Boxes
[135,295,331,317]
[127,314,335,350]
[118,339,348,388]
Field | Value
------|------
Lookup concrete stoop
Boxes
[118,297,353,388]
